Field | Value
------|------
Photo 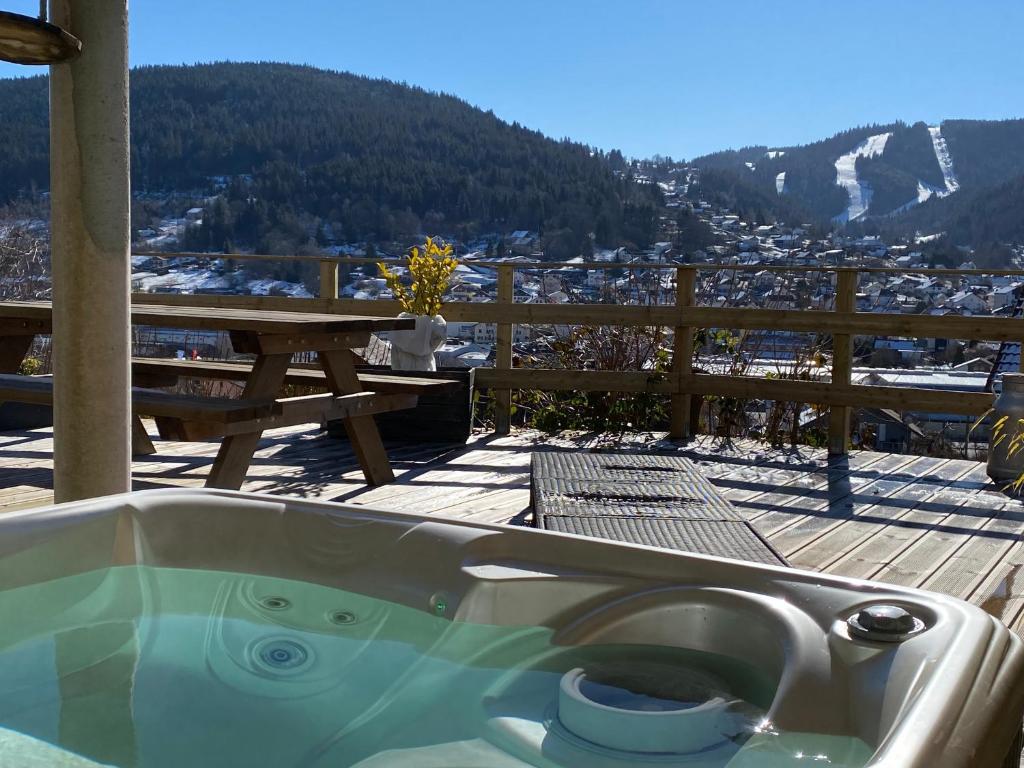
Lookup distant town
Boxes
[3,165,1022,457]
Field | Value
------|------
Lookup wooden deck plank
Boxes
[690,449,898,532]
[787,458,974,573]
[742,453,921,540]
[770,455,948,556]
[833,495,1015,589]
[915,494,1024,597]
[856,466,1014,588]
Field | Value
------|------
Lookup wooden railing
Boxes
[132,251,1024,454]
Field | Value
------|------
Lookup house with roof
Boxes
[990,284,1020,310]
[946,289,989,313]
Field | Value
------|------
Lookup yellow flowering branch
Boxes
[378,236,457,316]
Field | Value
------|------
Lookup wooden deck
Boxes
[2,423,1024,636]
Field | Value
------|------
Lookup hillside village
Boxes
[5,167,1024,456]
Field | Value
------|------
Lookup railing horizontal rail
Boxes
[133,292,1024,342]
[133,251,1024,276]
[473,369,993,415]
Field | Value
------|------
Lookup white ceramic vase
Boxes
[390,312,447,372]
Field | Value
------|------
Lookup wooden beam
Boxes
[222,392,418,435]
[0,335,34,374]
[474,368,994,415]
[249,330,372,355]
[319,348,395,485]
[129,303,411,335]
[132,252,1024,277]
[670,267,696,440]
[0,318,51,336]
[829,270,857,456]
[0,374,57,404]
[493,264,514,435]
[132,292,1024,342]
[153,418,224,442]
[0,375,283,422]
[130,416,156,456]
[130,358,462,394]
[206,354,292,489]
[475,369,676,394]
[319,260,339,299]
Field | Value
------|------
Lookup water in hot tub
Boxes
[0,567,871,767]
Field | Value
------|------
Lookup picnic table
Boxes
[0,301,418,489]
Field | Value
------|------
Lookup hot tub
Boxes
[0,489,1019,767]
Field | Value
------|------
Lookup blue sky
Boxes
[2,1,1022,159]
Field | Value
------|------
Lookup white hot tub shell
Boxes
[0,488,1019,767]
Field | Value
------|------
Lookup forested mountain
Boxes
[0,62,660,254]
[688,118,1024,244]
[878,172,1024,246]
[684,167,820,228]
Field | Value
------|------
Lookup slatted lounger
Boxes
[531,451,788,566]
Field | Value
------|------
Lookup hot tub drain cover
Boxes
[557,661,740,754]
[250,637,314,676]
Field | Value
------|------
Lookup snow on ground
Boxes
[889,180,948,216]
[775,171,786,195]
[889,126,961,216]
[744,162,756,171]
[928,125,960,194]
[833,131,892,223]
[765,150,786,159]
[133,269,222,293]
[131,266,312,298]
[246,279,313,298]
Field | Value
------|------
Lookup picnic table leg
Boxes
[319,349,395,485]
[206,353,291,490]
[131,416,156,456]
[0,335,34,373]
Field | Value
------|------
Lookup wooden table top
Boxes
[0,301,414,335]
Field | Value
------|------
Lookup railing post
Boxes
[319,259,339,299]
[494,265,514,435]
[829,269,858,455]
[670,267,697,439]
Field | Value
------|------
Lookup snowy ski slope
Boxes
[832,131,892,223]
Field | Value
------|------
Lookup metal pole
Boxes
[49,0,132,501]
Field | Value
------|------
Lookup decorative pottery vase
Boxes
[390,312,447,371]
[989,374,1024,486]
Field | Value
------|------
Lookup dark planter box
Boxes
[329,366,475,444]
[0,402,53,430]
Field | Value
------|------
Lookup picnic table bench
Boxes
[0,301,451,490]
[129,357,461,441]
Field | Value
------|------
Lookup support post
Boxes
[828,270,857,456]
[49,0,132,502]
[670,267,697,440]
[493,265,514,435]
[319,259,339,299]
